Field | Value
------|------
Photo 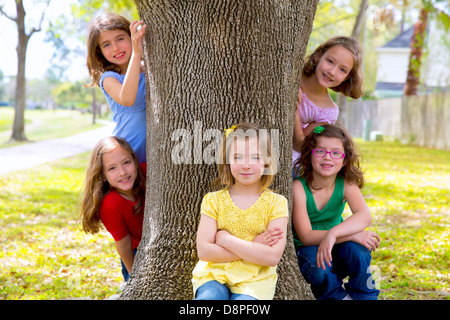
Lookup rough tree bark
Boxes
[120,0,318,300]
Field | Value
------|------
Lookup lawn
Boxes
[0,152,121,299]
[0,107,104,148]
[0,139,449,300]
[357,141,450,300]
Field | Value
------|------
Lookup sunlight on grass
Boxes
[0,140,449,299]
[357,140,450,300]
[0,153,123,300]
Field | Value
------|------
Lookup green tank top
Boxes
[293,176,346,248]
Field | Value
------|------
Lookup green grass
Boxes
[0,107,103,148]
[0,152,122,299]
[0,139,449,299]
[356,140,450,300]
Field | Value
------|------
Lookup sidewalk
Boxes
[0,120,115,176]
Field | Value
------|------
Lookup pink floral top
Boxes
[293,93,339,164]
[298,93,339,128]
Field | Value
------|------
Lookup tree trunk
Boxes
[4,0,49,142]
[10,0,30,142]
[351,0,369,39]
[337,0,368,123]
[403,7,428,96]
[92,87,97,125]
[121,0,318,300]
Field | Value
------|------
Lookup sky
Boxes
[0,0,88,81]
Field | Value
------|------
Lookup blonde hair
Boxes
[303,36,364,99]
[85,12,131,87]
[78,136,145,234]
[213,122,277,192]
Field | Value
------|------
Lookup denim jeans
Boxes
[194,280,258,300]
[296,241,380,300]
[120,249,137,282]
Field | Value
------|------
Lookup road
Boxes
[0,120,115,176]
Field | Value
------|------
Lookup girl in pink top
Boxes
[293,36,364,165]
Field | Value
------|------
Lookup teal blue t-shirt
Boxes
[293,176,346,248]
[100,71,147,164]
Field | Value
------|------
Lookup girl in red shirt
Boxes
[79,136,146,282]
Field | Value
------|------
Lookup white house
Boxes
[375,20,450,98]
[375,27,412,97]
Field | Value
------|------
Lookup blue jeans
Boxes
[296,242,380,300]
[121,249,137,282]
[194,281,258,300]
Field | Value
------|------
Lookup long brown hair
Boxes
[293,124,364,190]
[213,122,277,192]
[79,136,146,234]
[85,13,131,87]
[303,36,364,99]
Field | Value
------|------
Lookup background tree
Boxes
[0,70,6,103]
[336,0,369,122]
[0,0,51,142]
[403,0,450,96]
[120,0,318,300]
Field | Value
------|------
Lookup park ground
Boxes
[0,108,449,300]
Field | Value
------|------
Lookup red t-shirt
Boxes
[99,163,146,249]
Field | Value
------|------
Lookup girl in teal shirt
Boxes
[292,124,380,300]
[85,13,147,164]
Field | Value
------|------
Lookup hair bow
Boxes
[224,125,237,137]
[314,126,325,134]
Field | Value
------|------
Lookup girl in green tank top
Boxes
[293,175,345,248]
[292,124,381,300]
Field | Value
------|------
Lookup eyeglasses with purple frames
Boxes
[312,149,346,159]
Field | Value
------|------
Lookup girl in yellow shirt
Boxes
[192,122,288,300]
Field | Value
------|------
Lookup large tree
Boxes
[120,0,318,300]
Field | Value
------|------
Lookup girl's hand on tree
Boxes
[130,20,146,56]
[253,227,283,247]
